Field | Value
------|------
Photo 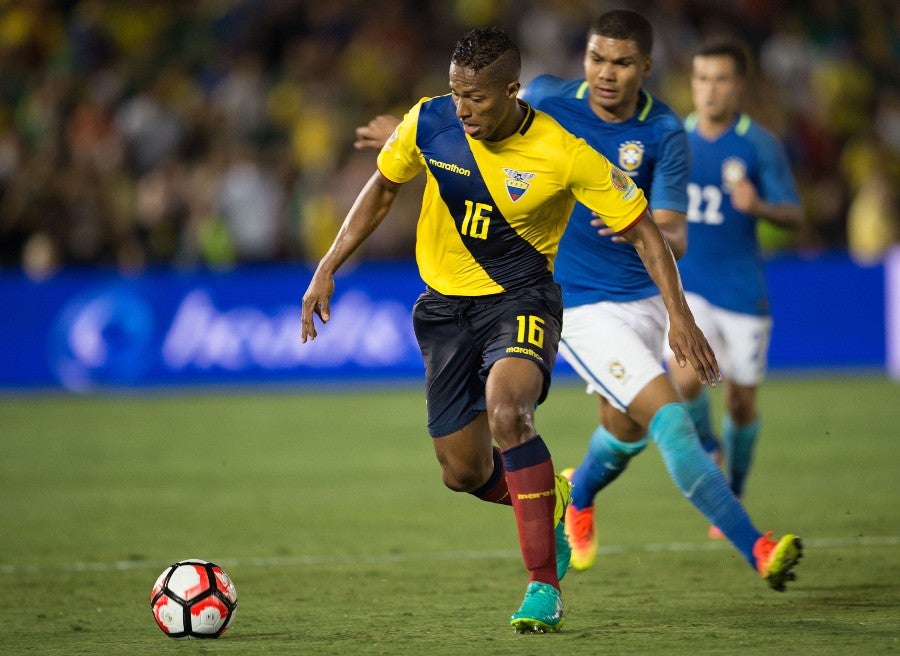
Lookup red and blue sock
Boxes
[502,436,558,589]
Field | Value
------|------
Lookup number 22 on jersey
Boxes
[686,182,724,225]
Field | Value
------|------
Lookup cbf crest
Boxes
[503,168,535,201]
[722,157,747,192]
[618,140,644,171]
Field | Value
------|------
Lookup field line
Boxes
[2,535,896,576]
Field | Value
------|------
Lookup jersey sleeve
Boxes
[376,100,426,184]
[519,74,554,105]
[567,138,648,233]
[649,118,689,213]
[752,128,801,206]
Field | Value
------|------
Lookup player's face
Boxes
[582,34,651,122]
[691,55,744,124]
[449,63,521,141]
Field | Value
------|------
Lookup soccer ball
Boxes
[150,559,238,639]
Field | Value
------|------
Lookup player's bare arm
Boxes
[301,172,402,342]
[353,114,401,150]
[620,213,721,386]
[590,208,687,259]
[646,208,687,259]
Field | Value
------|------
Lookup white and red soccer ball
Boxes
[150,559,238,639]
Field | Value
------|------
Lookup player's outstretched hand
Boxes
[590,213,628,243]
[300,273,335,343]
[668,315,722,387]
[354,114,401,150]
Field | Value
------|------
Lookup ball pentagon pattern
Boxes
[150,559,237,639]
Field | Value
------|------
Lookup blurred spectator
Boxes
[217,145,287,262]
[846,169,900,265]
[0,0,897,277]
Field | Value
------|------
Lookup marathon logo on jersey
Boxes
[610,167,638,201]
[428,158,471,176]
[722,157,747,192]
[503,168,535,201]
[618,140,644,172]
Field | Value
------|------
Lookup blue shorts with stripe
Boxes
[412,278,563,437]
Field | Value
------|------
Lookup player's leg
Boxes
[431,413,496,490]
[557,298,665,570]
[722,383,759,497]
[432,396,570,583]
[487,357,565,632]
[561,399,647,570]
[715,308,771,498]
[665,293,730,537]
[482,283,567,631]
[647,399,802,587]
[666,292,723,457]
[669,363,727,538]
[686,388,722,456]
[669,356,722,455]
[643,388,761,562]
[429,403,568,627]
[569,398,648,507]
[414,284,570,627]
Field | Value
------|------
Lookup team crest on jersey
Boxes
[618,140,644,171]
[609,361,626,379]
[383,127,399,151]
[610,167,638,200]
[722,157,747,191]
[503,168,535,201]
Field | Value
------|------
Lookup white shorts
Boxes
[666,292,772,386]
[559,296,668,412]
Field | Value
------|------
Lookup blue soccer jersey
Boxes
[679,113,801,316]
[521,75,689,307]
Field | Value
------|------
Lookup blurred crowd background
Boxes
[0,0,897,280]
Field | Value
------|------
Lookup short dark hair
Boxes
[588,10,653,56]
[693,40,749,77]
[451,27,521,81]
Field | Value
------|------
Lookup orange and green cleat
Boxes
[753,531,803,591]
[560,467,598,571]
[554,474,572,581]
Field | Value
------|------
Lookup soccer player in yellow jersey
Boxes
[300,27,719,633]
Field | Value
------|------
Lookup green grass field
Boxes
[1,375,898,655]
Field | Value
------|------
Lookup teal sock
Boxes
[685,389,720,455]
[723,415,760,498]
[650,403,761,567]
[569,425,648,510]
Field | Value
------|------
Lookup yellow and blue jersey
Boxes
[377,94,647,297]
[522,75,689,307]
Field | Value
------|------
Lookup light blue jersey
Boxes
[521,75,689,307]
[679,113,801,316]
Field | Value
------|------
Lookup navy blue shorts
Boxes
[413,280,563,437]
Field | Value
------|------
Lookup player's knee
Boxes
[725,386,756,424]
[438,454,493,492]
[485,402,533,445]
[440,466,485,493]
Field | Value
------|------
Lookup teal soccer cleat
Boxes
[510,581,564,633]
